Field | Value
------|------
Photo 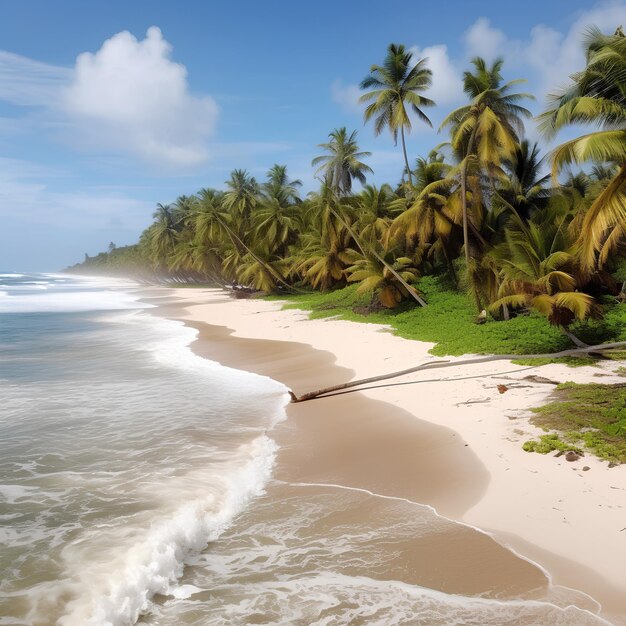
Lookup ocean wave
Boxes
[26,436,278,626]
[0,289,144,313]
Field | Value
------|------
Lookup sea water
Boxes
[0,274,612,626]
[0,274,287,625]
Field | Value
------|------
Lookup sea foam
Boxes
[30,436,279,626]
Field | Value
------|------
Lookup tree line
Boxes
[71,27,626,342]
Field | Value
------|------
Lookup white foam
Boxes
[176,572,611,626]
[0,288,144,313]
[0,273,146,313]
[106,310,288,411]
[32,436,279,626]
[0,484,39,504]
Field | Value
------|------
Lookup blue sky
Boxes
[1,0,625,271]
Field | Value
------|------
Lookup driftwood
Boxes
[288,341,626,403]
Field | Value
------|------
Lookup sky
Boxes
[1,0,626,271]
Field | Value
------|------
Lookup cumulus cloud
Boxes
[0,27,219,168]
[331,79,362,114]
[463,3,626,99]
[464,18,508,62]
[62,26,218,167]
[525,3,626,95]
[409,44,462,105]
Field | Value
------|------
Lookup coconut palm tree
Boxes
[262,164,302,205]
[252,200,299,257]
[347,251,419,308]
[538,26,626,271]
[312,127,373,195]
[494,140,552,220]
[360,43,435,188]
[440,57,533,308]
[355,184,396,245]
[488,207,598,344]
[222,169,260,224]
[147,203,178,264]
[388,151,460,282]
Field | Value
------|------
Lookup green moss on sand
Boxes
[527,382,626,463]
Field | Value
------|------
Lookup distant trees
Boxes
[71,27,626,346]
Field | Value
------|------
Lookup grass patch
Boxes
[528,382,626,463]
[269,275,626,362]
[522,433,583,455]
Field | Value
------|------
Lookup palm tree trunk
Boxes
[288,341,626,402]
[442,245,458,288]
[218,218,306,294]
[330,206,427,307]
[400,126,413,188]
[459,132,483,312]
[460,155,471,276]
[561,328,588,348]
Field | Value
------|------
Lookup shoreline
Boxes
[145,286,626,624]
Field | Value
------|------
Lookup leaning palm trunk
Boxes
[289,341,626,402]
[218,217,305,294]
[329,206,427,307]
[561,328,588,348]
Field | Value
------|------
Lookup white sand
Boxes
[169,288,626,620]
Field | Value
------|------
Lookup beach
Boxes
[149,286,626,625]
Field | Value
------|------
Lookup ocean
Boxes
[0,273,286,625]
[0,273,612,625]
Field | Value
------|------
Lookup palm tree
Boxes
[538,26,626,271]
[147,203,178,264]
[222,169,260,224]
[347,251,419,308]
[388,151,459,282]
[312,127,373,195]
[440,57,533,308]
[291,227,354,291]
[262,164,302,205]
[356,184,396,245]
[360,43,435,188]
[252,200,299,257]
[495,140,552,220]
[488,206,598,345]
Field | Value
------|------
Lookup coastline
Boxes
[146,286,626,624]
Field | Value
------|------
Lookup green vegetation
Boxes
[270,275,626,362]
[525,382,626,463]
[522,434,583,455]
[69,28,626,356]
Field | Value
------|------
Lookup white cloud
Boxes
[464,18,507,62]
[409,44,462,105]
[0,51,70,106]
[62,26,218,167]
[463,3,626,100]
[0,27,219,168]
[525,3,626,96]
[331,79,362,114]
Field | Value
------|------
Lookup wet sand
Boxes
[143,288,624,624]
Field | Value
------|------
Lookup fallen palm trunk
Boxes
[288,341,626,403]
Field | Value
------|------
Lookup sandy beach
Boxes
[148,286,626,624]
